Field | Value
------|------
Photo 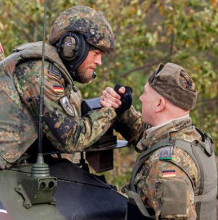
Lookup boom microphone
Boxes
[92,71,97,78]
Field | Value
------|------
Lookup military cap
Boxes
[148,63,197,110]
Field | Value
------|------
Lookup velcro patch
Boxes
[159,146,173,160]
[60,96,75,117]
[48,63,62,78]
[161,180,187,217]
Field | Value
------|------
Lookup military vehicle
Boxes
[0,96,128,220]
[0,144,129,220]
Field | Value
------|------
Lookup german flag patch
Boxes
[53,85,64,93]
[162,170,176,178]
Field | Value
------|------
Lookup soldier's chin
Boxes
[142,115,151,125]
[75,75,92,84]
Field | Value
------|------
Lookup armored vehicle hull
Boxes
[0,160,127,220]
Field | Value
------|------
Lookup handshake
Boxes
[100,84,133,114]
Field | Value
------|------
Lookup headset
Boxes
[56,32,90,79]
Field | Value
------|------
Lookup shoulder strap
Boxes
[130,138,173,191]
[122,186,155,219]
[13,42,74,85]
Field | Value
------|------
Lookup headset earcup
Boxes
[61,36,76,60]
[56,32,90,78]
[56,32,77,60]
[71,34,89,70]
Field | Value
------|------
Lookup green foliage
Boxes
[0,0,217,185]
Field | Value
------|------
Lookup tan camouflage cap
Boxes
[49,6,114,52]
[148,63,198,110]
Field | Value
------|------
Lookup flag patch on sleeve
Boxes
[162,170,176,178]
[53,85,64,93]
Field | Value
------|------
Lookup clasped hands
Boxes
[100,84,132,114]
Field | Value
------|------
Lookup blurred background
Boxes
[0,0,217,190]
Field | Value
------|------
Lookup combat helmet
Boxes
[48,6,114,80]
[49,6,114,53]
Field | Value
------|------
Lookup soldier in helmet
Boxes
[0,6,117,169]
[100,63,217,219]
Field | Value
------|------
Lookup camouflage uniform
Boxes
[117,63,216,219]
[0,6,116,169]
[118,107,216,219]
[0,42,116,169]
[15,60,116,149]
[136,116,199,219]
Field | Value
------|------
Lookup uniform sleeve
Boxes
[14,60,117,152]
[114,106,149,146]
[135,147,198,219]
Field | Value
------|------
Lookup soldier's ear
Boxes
[156,97,166,113]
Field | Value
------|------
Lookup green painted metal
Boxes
[0,167,65,220]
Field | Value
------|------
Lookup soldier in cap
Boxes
[100,63,217,219]
[0,6,117,169]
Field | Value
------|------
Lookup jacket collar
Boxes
[136,116,192,152]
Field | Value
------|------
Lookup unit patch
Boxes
[60,96,75,116]
[159,146,173,160]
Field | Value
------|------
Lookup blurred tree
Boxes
[0,0,217,187]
